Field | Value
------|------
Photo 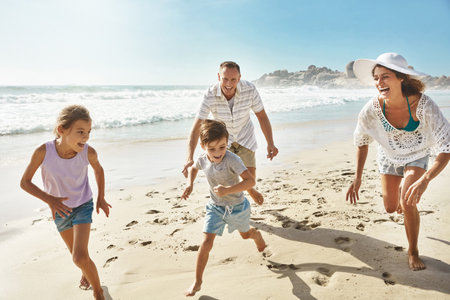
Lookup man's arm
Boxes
[255,109,278,160]
[182,118,203,177]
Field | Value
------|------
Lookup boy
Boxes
[181,119,267,297]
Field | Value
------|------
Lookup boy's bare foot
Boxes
[79,275,90,290]
[248,188,264,205]
[185,281,201,297]
[408,252,426,271]
[254,230,267,252]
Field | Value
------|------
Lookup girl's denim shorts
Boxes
[54,200,93,232]
[203,198,251,236]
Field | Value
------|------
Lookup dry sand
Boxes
[1,141,449,300]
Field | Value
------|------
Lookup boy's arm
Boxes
[181,167,199,200]
[20,144,72,219]
[88,146,111,217]
[214,169,255,197]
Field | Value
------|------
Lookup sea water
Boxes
[1,86,449,225]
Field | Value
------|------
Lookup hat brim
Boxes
[353,59,427,86]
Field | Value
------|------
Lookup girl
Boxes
[347,53,450,271]
[20,105,111,299]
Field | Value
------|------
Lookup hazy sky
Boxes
[0,0,449,85]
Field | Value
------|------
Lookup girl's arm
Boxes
[405,152,450,205]
[181,167,199,200]
[20,144,72,219]
[213,169,256,197]
[88,146,111,217]
[346,145,369,204]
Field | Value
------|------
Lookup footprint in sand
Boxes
[356,223,365,231]
[313,274,330,286]
[220,257,237,264]
[382,272,396,285]
[262,249,273,258]
[107,244,116,249]
[184,245,200,251]
[374,219,389,224]
[103,256,118,268]
[334,236,352,252]
[419,210,434,216]
[146,209,161,214]
[140,241,152,246]
[316,267,334,277]
[126,220,138,227]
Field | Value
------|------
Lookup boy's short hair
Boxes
[199,119,229,145]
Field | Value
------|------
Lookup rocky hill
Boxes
[253,61,450,89]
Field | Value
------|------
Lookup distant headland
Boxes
[253,61,450,89]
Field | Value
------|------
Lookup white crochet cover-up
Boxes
[354,94,450,165]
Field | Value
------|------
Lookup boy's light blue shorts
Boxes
[54,200,93,232]
[378,153,429,177]
[203,198,251,236]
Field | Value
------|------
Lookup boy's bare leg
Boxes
[185,233,216,297]
[240,228,266,252]
[402,167,426,271]
[247,167,264,205]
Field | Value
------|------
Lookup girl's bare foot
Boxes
[185,281,201,297]
[408,251,426,271]
[93,290,105,300]
[79,275,90,290]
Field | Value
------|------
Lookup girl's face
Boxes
[201,136,228,164]
[373,66,403,100]
[59,119,92,153]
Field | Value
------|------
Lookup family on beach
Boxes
[20,53,450,299]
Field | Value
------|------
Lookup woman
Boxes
[346,53,450,271]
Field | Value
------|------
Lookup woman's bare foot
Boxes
[248,188,264,205]
[396,203,403,214]
[185,281,201,297]
[79,275,90,290]
[408,251,426,271]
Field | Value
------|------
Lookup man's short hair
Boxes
[219,61,240,74]
[199,119,229,145]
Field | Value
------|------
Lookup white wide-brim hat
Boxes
[353,53,427,85]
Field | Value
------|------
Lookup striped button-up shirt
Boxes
[196,80,265,152]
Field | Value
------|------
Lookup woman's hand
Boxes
[404,177,429,206]
[346,178,362,204]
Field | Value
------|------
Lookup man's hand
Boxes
[182,160,194,178]
[267,144,279,160]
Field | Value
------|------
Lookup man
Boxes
[182,61,278,204]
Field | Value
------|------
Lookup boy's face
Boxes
[201,136,228,164]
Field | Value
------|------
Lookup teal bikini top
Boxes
[383,96,420,132]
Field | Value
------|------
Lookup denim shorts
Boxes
[378,154,429,177]
[203,198,251,236]
[54,200,93,232]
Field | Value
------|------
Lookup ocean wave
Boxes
[1,86,377,136]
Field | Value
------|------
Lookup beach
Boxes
[1,87,449,299]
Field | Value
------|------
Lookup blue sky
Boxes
[0,0,449,85]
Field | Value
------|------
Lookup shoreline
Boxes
[1,138,449,299]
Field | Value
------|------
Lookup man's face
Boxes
[218,67,241,100]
